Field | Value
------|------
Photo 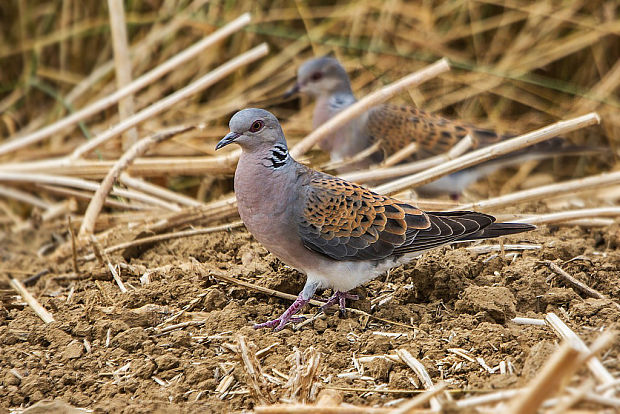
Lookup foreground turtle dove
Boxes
[216,108,535,331]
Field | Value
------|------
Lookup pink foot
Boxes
[321,291,359,315]
[253,316,305,331]
[253,294,309,331]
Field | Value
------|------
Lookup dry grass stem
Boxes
[0,172,179,211]
[107,0,138,149]
[215,374,235,397]
[70,43,269,159]
[8,277,55,324]
[323,386,424,394]
[0,184,50,209]
[108,263,127,293]
[570,392,620,409]
[119,173,204,207]
[505,340,582,414]
[392,382,447,414]
[290,58,450,158]
[395,349,442,411]
[153,320,207,335]
[458,170,620,211]
[236,335,275,404]
[89,235,127,293]
[38,185,148,211]
[513,207,620,226]
[455,389,521,408]
[343,136,464,184]
[381,142,419,167]
[0,153,241,178]
[141,194,238,235]
[320,141,382,171]
[340,134,470,185]
[580,331,617,365]
[542,261,619,308]
[54,0,209,108]
[491,214,615,227]
[511,317,546,326]
[374,113,600,194]
[285,347,321,403]
[89,235,105,266]
[0,13,251,157]
[545,313,616,388]
[79,124,195,237]
[560,218,615,227]
[8,199,77,233]
[67,216,79,274]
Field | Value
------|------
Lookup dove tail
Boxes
[458,222,536,241]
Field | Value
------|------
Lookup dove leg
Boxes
[321,291,359,315]
[253,280,319,331]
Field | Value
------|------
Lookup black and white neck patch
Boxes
[265,144,289,169]
[329,92,356,112]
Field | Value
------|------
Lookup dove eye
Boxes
[310,72,323,81]
[249,120,264,132]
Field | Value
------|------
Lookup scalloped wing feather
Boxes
[297,171,507,262]
[366,104,503,157]
[298,172,430,261]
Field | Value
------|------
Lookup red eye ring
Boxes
[249,120,264,132]
[310,72,323,81]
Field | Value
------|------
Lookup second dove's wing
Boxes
[365,104,502,156]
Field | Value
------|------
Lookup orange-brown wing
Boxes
[296,170,507,260]
[366,104,502,157]
[297,172,430,261]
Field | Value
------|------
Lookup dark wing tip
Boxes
[462,222,536,241]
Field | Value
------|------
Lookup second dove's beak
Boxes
[216,132,241,150]
[282,83,300,99]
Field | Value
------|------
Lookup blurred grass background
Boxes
[0,0,618,165]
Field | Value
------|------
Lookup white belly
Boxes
[306,252,424,292]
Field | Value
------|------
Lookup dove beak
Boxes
[216,132,241,150]
[282,83,300,99]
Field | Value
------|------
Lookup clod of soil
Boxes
[455,286,517,323]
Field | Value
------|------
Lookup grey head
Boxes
[216,108,288,152]
[284,57,353,99]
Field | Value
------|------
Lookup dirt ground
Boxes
[1,205,619,413]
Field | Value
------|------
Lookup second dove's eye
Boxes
[249,120,264,132]
[311,72,323,81]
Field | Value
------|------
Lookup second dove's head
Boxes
[286,57,352,98]
[216,108,285,151]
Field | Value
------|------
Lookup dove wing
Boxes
[365,104,503,157]
[296,171,498,261]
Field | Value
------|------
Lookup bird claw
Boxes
[254,294,309,331]
[254,291,358,330]
[320,291,359,315]
[253,315,306,331]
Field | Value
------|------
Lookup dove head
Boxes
[287,57,353,98]
[216,108,287,152]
